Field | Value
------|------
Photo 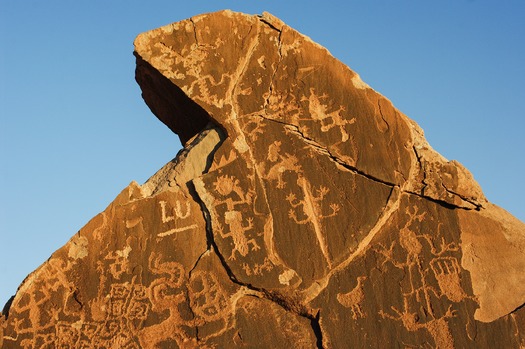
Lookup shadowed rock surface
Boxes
[2,10,524,348]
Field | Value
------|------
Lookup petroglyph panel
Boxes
[243,116,393,286]
[135,11,413,186]
[193,157,295,290]
[5,10,525,348]
[2,183,210,348]
[310,194,523,348]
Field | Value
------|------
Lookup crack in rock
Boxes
[4,10,525,349]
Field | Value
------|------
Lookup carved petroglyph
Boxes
[50,280,151,348]
[430,257,472,303]
[212,149,238,170]
[158,199,198,237]
[242,115,266,143]
[12,248,235,348]
[374,205,474,348]
[138,253,195,348]
[189,271,231,325]
[212,175,261,260]
[213,175,253,207]
[243,257,274,277]
[336,276,367,320]
[380,298,457,349]
[264,89,302,122]
[105,250,131,280]
[286,177,339,267]
[302,88,355,142]
[218,212,259,260]
[260,140,303,189]
[4,258,75,344]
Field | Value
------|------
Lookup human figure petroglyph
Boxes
[211,175,261,260]
[286,177,339,266]
[375,206,434,304]
[260,140,303,189]
[374,205,476,349]
[263,89,302,121]
[155,38,231,108]
[301,88,355,142]
[158,199,198,237]
[217,211,260,260]
[336,276,367,320]
[380,298,457,349]
[375,208,467,304]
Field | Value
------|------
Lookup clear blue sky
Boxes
[1,1,524,307]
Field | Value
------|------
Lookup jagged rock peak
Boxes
[2,11,525,348]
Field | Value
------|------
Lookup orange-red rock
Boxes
[2,11,524,348]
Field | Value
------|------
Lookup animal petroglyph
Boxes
[336,276,367,320]
[243,257,274,277]
[287,177,339,267]
[261,140,303,189]
[6,10,525,349]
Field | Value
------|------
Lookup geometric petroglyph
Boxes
[54,282,151,349]
[189,271,231,324]
[138,254,191,348]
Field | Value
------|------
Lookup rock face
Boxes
[2,10,525,348]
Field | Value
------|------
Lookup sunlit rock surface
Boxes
[2,11,524,348]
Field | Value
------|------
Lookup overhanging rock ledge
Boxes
[2,10,524,348]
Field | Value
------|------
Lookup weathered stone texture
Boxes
[2,10,524,348]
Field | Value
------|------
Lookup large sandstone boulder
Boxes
[2,11,524,348]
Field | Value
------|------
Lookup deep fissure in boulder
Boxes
[2,10,525,349]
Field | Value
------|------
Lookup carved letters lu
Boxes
[2,11,525,349]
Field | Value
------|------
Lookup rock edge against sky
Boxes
[2,11,524,348]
